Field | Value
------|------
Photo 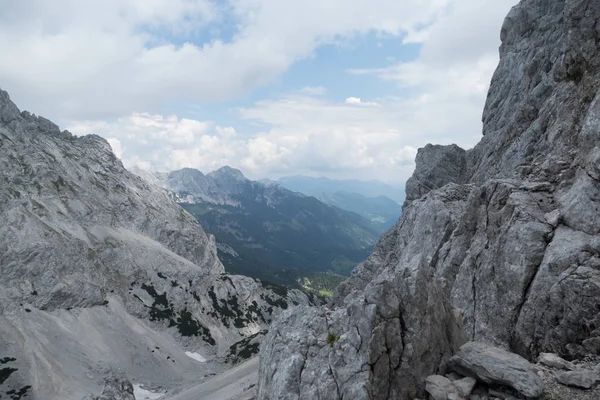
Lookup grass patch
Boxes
[327,333,339,348]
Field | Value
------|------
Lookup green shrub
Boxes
[327,333,339,347]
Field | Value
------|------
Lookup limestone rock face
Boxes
[0,90,311,400]
[257,0,600,398]
[405,144,467,202]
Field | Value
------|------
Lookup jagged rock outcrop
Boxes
[0,90,312,400]
[257,0,600,398]
[405,144,467,202]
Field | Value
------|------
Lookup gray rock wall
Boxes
[257,0,600,398]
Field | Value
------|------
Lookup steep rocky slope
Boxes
[0,91,311,400]
[257,0,600,398]
[134,167,382,286]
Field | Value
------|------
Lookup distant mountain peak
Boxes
[208,165,246,181]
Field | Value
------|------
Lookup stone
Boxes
[555,370,600,389]
[538,353,575,370]
[453,377,477,397]
[425,375,460,400]
[544,210,561,228]
[488,389,507,399]
[448,342,544,398]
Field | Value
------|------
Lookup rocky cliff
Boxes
[0,90,311,400]
[257,0,600,398]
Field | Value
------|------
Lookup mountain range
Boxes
[133,167,383,288]
[275,175,405,203]
[269,176,403,229]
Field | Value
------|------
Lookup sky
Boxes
[0,0,517,184]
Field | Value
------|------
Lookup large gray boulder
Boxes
[448,342,544,398]
[257,0,600,398]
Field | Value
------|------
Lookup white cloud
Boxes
[106,138,123,159]
[9,0,518,184]
[0,0,454,120]
[68,93,422,183]
[345,97,380,106]
[299,86,327,95]
[349,0,516,149]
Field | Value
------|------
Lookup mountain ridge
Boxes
[277,175,405,203]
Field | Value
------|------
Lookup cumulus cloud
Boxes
[106,138,123,159]
[0,0,453,120]
[68,93,421,183]
[345,97,380,106]
[299,86,327,95]
[8,0,518,184]
[349,0,516,147]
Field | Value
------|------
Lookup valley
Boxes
[134,167,384,289]
[2,0,600,399]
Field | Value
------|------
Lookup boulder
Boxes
[538,353,574,370]
[448,342,544,398]
[554,370,599,389]
[425,375,460,400]
[453,377,477,397]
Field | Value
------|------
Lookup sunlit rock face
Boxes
[257,0,600,398]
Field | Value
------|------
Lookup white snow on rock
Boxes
[185,351,207,363]
[133,384,165,400]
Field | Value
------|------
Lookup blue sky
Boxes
[0,0,517,183]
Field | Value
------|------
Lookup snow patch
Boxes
[185,351,207,363]
[133,384,164,400]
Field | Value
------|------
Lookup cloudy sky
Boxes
[0,0,516,184]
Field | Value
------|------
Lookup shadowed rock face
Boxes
[257,0,600,399]
[0,91,313,400]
